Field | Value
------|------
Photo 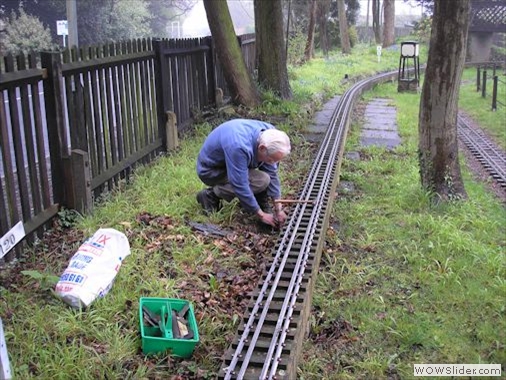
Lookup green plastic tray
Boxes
[139,297,199,357]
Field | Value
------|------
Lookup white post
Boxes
[0,318,12,380]
[377,45,382,63]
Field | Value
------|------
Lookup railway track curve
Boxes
[218,70,398,380]
[457,115,506,189]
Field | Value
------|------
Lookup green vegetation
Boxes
[299,77,505,379]
[2,8,55,54]
[1,43,504,379]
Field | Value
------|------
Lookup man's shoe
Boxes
[196,188,221,214]
[255,191,272,213]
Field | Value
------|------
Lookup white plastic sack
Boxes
[55,228,131,309]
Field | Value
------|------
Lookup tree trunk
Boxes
[337,0,351,54]
[372,0,381,45]
[418,0,470,202]
[304,0,317,62]
[317,0,330,57]
[366,0,370,27]
[382,0,395,47]
[203,0,260,107]
[254,0,292,99]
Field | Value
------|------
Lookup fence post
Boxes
[482,70,487,98]
[63,150,92,214]
[40,51,68,205]
[153,39,169,151]
[204,36,217,106]
[492,75,498,111]
[476,66,481,92]
[165,111,179,151]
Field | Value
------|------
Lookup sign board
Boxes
[376,45,382,62]
[0,221,25,260]
[0,318,11,380]
[56,20,68,36]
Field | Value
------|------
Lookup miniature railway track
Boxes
[458,115,506,189]
[218,71,398,380]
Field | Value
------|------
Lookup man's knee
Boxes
[250,170,270,194]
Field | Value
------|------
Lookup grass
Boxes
[1,42,504,379]
[298,79,505,379]
[459,67,506,150]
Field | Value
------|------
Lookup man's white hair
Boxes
[259,129,291,157]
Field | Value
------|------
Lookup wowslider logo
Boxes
[414,364,502,377]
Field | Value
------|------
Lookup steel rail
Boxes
[262,120,345,378]
[221,70,398,379]
[458,115,506,187]
[233,107,340,378]
[225,77,351,379]
[264,85,358,379]
[259,72,369,378]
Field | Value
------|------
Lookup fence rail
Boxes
[0,33,256,264]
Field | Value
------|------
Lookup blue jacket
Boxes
[197,119,281,213]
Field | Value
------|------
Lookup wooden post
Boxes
[165,111,179,151]
[215,88,224,107]
[63,149,92,214]
[41,51,68,205]
[492,75,498,111]
[204,36,217,106]
[482,70,487,98]
[476,66,481,92]
[153,39,169,151]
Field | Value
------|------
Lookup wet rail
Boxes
[218,70,398,380]
[458,115,506,189]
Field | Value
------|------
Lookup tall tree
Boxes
[418,0,470,202]
[203,0,259,107]
[366,0,370,28]
[317,0,331,57]
[303,0,317,62]
[337,0,351,54]
[372,0,381,44]
[382,0,395,47]
[254,0,292,99]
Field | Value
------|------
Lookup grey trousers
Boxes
[199,169,270,202]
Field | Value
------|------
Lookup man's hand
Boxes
[257,209,278,228]
[275,209,287,226]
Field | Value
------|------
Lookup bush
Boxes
[412,16,432,44]
[3,8,54,55]
[287,26,307,66]
[348,25,358,48]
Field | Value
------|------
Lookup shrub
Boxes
[348,25,358,48]
[287,26,308,66]
[412,16,432,44]
[3,8,54,55]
